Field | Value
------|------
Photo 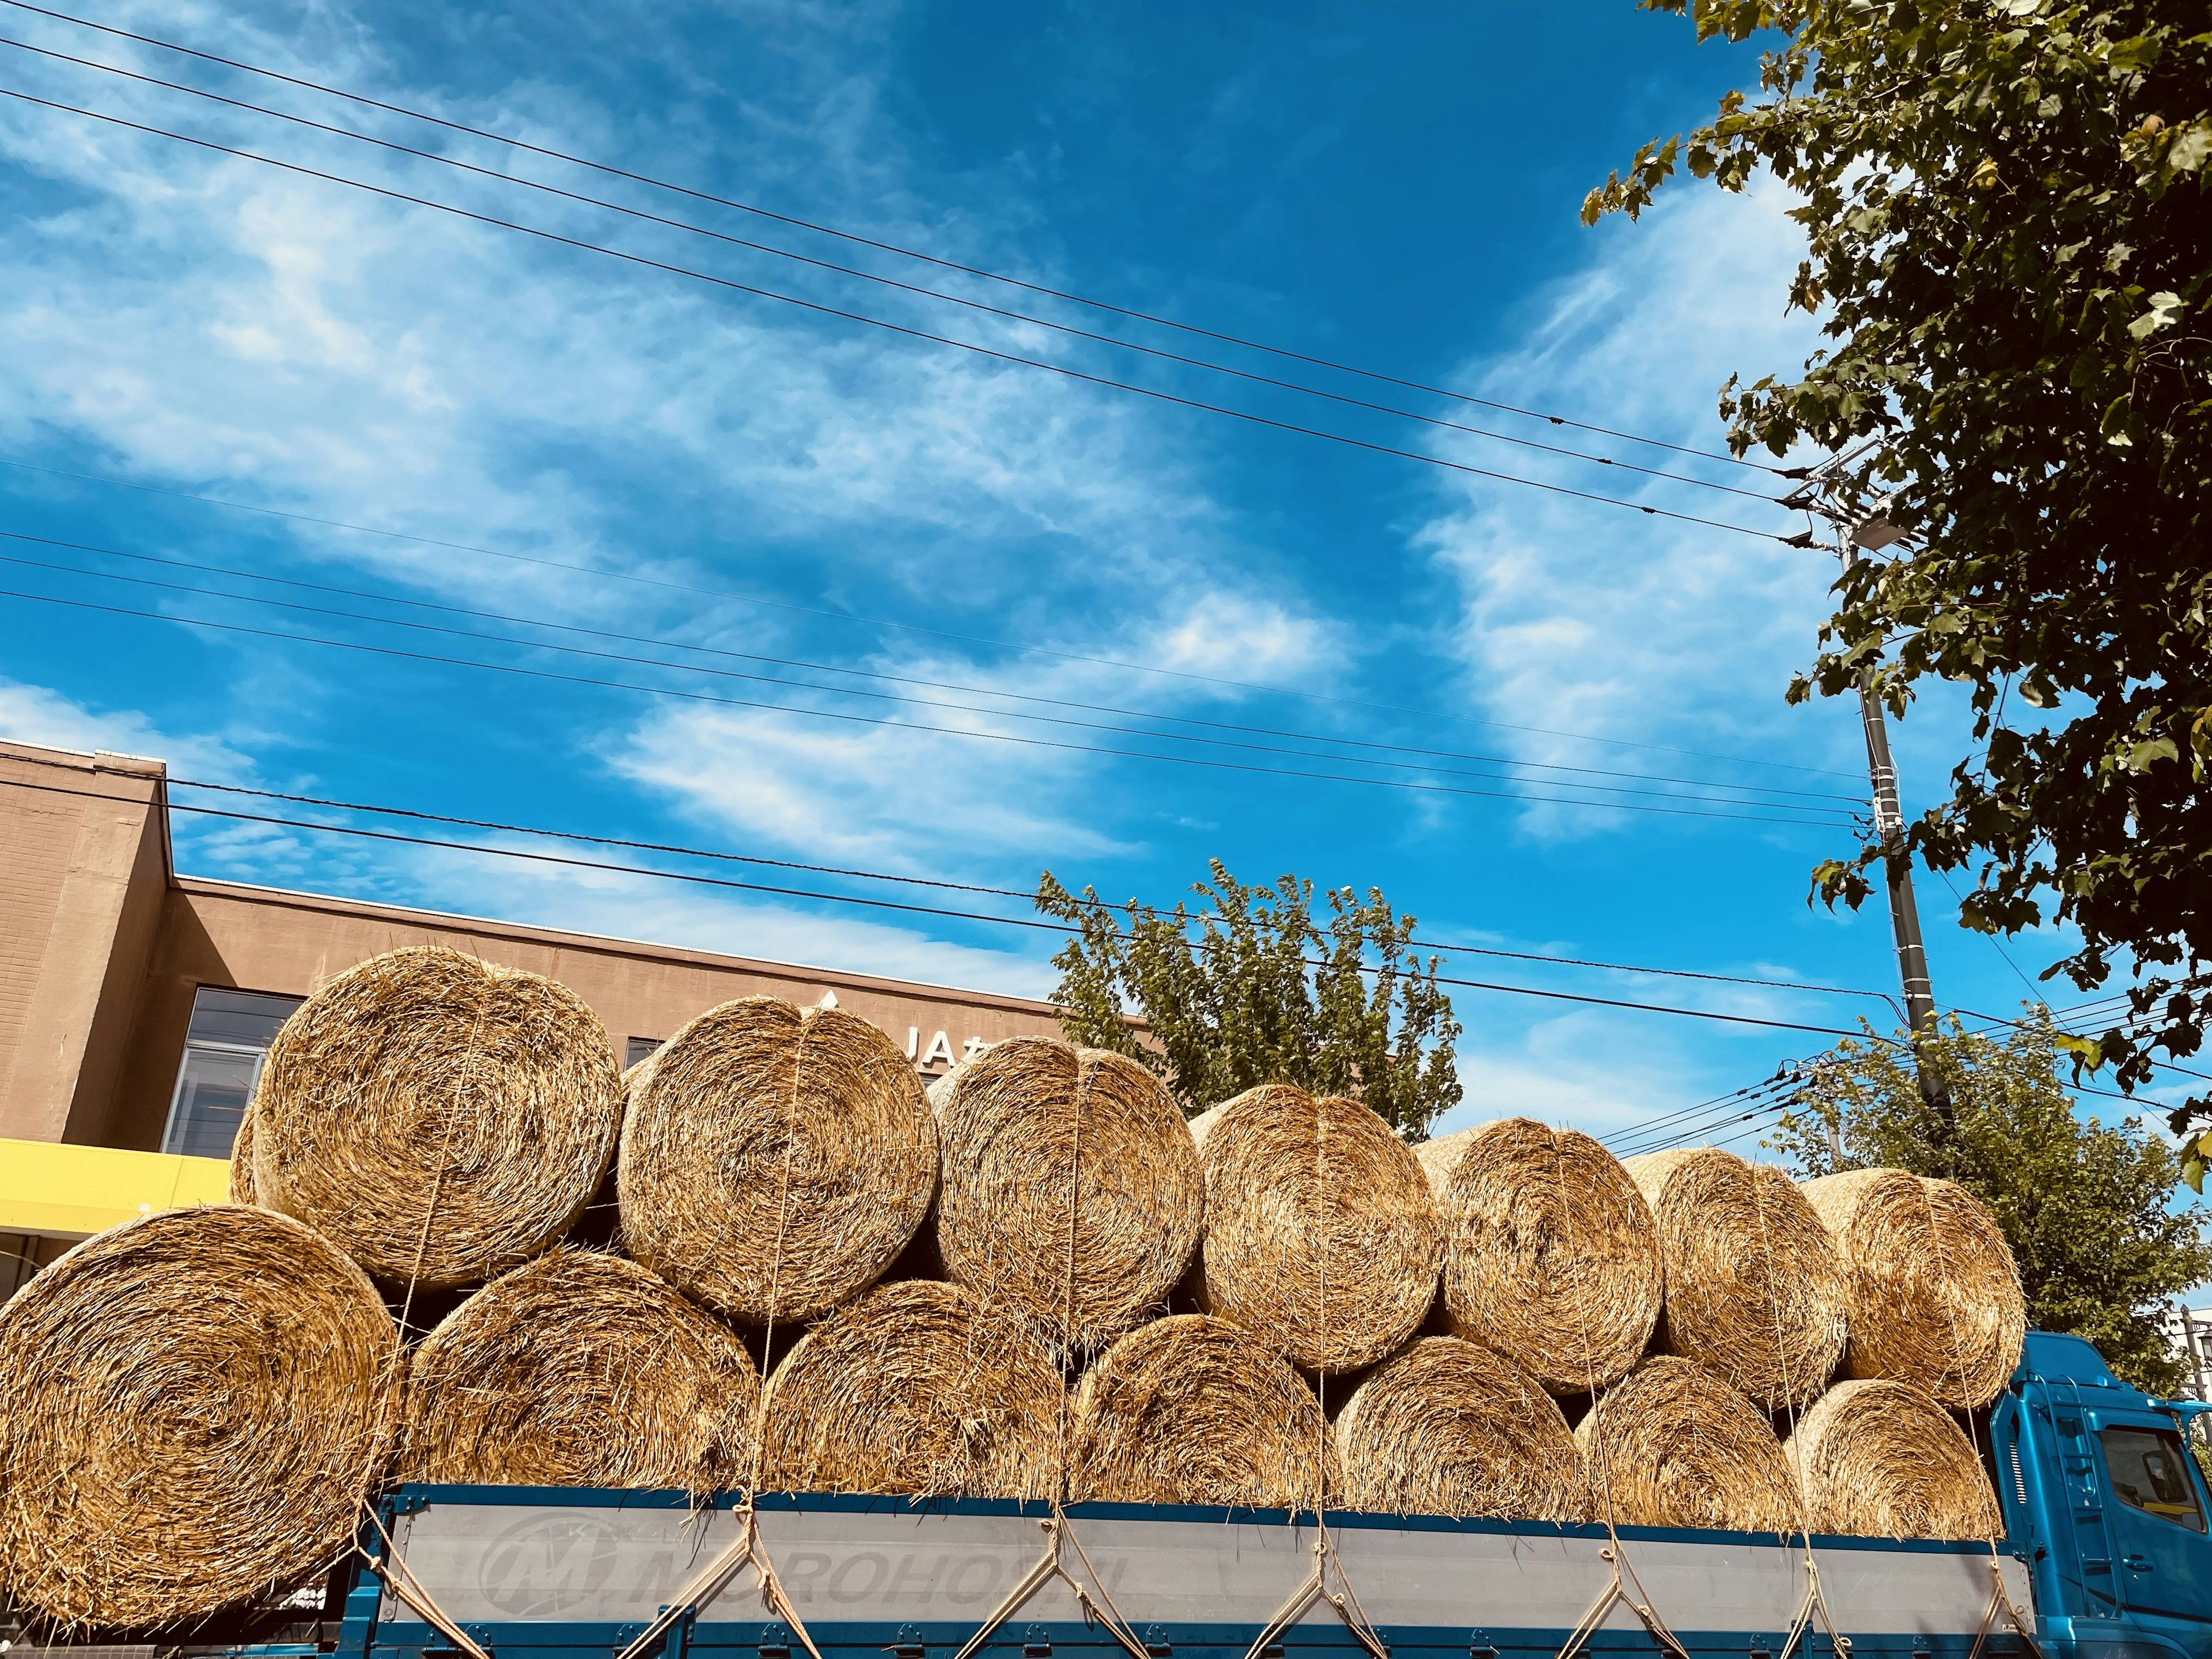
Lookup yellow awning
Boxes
[0,1138,233,1240]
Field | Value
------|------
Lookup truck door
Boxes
[2097,1416,2212,1659]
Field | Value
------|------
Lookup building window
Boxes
[626,1036,664,1069]
[162,987,305,1161]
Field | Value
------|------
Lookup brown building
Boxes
[0,739,1065,1278]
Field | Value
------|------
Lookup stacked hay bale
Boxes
[760,1279,1062,1499]
[1334,1336,1588,1521]
[1188,1083,1441,1375]
[0,1206,399,1630]
[1070,1315,1334,1508]
[1625,1147,1847,1410]
[1575,1355,1798,1533]
[250,945,624,1287]
[1786,1378,2002,1539]
[618,997,939,1327]
[402,1248,759,1491]
[1419,1119,1662,1395]
[1802,1168,2027,1408]
[931,1037,1204,1355]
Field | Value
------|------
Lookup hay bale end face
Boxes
[760,1279,1060,1500]
[620,998,939,1326]
[1335,1336,1588,1521]
[252,945,623,1289]
[1576,1355,1797,1535]
[1071,1314,1335,1509]
[1624,1147,1847,1410]
[402,1249,759,1491]
[1189,1084,1440,1374]
[934,1038,1203,1354]
[1786,1378,2002,1539]
[1801,1168,2027,1410]
[0,1206,399,1630]
[1419,1119,1662,1395]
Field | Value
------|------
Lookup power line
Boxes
[0,0,1779,476]
[0,743,1888,997]
[1,33,1786,509]
[8,546,1862,815]
[0,86,1794,548]
[0,529,1865,808]
[0,585,1864,826]
[0,765,1885,1038]
[0,456,1865,782]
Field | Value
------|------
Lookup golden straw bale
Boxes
[1335,1336,1588,1521]
[1800,1168,2027,1410]
[0,1206,398,1630]
[1070,1314,1335,1509]
[1417,1119,1662,1394]
[252,945,622,1289]
[229,1102,259,1204]
[1188,1084,1441,1375]
[1623,1147,1847,1409]
[402,1248,759,1491]
[1576,1355,1797,1534]
[1785,1378,2002,1539]
[619,998,938,1325]
[759,1279,1060,1499]
[933,1038,1203,1354]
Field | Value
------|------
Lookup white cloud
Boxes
[1415,175,1883,839]
[0,677,253,779]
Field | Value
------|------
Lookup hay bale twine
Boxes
[1188,1084,1440,1375]
[1334,1336,1588,1521]
[619,997,938,1325]
[1785,1378,2002,1539]
[1623,1147,1847,1409]
[402,1248,759,1491]
[252,945,622,1289]
[1575,1355,1797,1534]
[1418,1119,1662,1394]
[1070,1314,1335,1508]
[1801,1168,2026,1410]
[759,1279,1060,1499]
[229,1102,259,1205]
[934,1038,1203,1354]
[0,1206,397,1630]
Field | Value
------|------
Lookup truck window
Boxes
[2101,1427,2209,1532]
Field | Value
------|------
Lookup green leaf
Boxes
[2128,291,2187,339]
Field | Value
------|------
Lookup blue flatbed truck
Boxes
[320,1335,2212,1659]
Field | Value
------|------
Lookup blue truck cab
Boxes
[1994,1332,2212,1659]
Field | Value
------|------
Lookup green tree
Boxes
[1035,861,1461,1135]
[1588,0,2212,1139]
[1769,1008,2212,1394]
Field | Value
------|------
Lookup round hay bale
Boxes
[1188,1084,1441,1375]
[1418,1119,1662,1395]
[0,1205,398,1630]
[252,945,623,1289]
[1070,1314,1335,1508]
[759,1279,1059,1499]
[229,1102,259,1205]
[401,1248,759,1491]
[1575,1355,1797,1534]
[619,997,938,1325]
[933,1038,1203,1354]
[1785,1378,2002,1539]
[1334,1336,1588,1521]
[1800,1168,2026,1410]
[1623,1147,1847,1409]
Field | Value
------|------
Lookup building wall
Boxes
[0,745,169,1146]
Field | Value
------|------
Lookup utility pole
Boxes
[1782,444,1950,1118]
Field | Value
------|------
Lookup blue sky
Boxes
[0,0,2139,1145]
